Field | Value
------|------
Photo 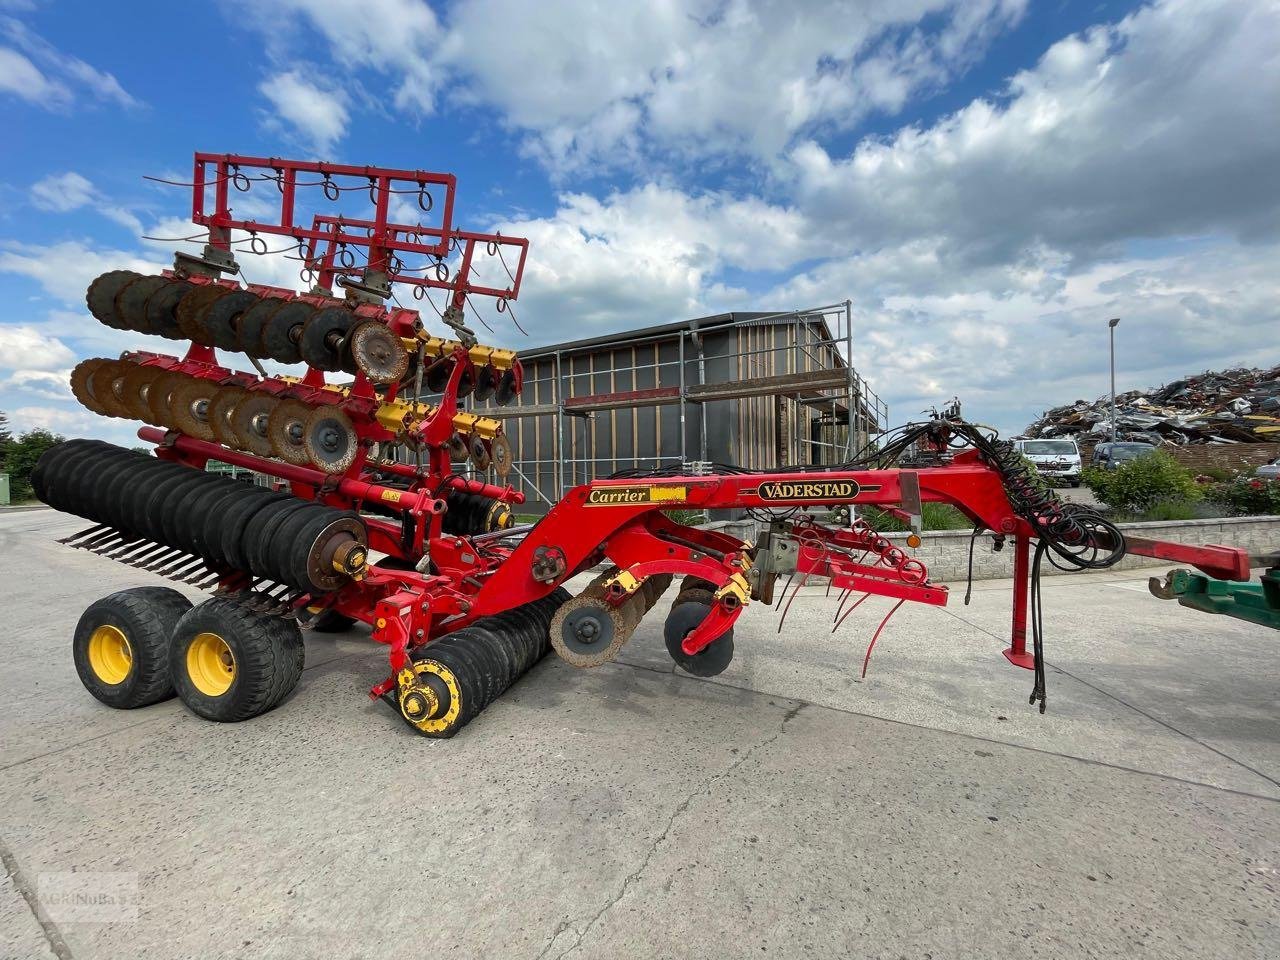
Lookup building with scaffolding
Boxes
[472,303,887,511]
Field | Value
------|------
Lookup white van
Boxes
[1013,438,1083,487]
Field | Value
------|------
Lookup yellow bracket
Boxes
[714,573,752,608]
[413,334,518,371]
[602,570,643,595]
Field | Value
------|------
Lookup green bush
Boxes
[858,502,972,532]
[1207,476,1280,516]
[1082,450,1201,513]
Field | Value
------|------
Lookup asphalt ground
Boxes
[1,507,1277,960]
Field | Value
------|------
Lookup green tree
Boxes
[1083,450,1201,514]
[5,428,65,503]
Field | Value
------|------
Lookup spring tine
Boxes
[861,598,906,677]
[59,524,108,545]
[832,592,872,635]
[153,553,195,576]
[774,572,795,611]
[832,587,852,623]
[88,535,133,555]
[776,572,809,634]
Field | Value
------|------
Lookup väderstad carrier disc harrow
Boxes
[37,151,1253,738]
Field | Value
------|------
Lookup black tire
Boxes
[663,598,735,677]
[170,597,305,722]
[73,587,193,708]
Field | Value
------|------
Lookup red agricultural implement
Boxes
[34,152,1253,737]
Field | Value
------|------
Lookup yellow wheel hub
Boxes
[88,624,133,685]
[187,632,236,697]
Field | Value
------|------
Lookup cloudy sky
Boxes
[2,0,1277,448]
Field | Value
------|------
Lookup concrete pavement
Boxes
[1,508,1277,959]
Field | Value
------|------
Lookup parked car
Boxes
[1013,438,1083,486]
[1091,441,1158,471]
[1256,457,1280,480]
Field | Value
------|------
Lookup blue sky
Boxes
[2,0,1278,448]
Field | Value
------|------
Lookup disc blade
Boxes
[490,432,513,478]
[87,359,134,419]
[146,371,188,428]
[229,393,278,458]
[469,435,491,472]
[209,386,248,449]
[70,359,111,415]
[267,398,315,466]
[350,322,409,385]
[303,404,359,474]
[169,377,219,441]
[120,364,166,424]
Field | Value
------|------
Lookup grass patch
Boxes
[858,502,973,532]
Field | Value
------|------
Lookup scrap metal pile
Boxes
[33,151,1253,740]
[1025,365,1280,445]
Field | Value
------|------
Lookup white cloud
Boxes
[0,325,76,370]
[0,240,165,304]
[785,0,1280,271]
[30,171,96,212]
[0,16,137,110]
[258,70,350,154]
[0,368,72,400]
[235,0,1025,171]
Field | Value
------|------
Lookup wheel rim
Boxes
[88,625,133,685]
[187,632,236,696]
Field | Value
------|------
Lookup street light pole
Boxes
[1108,318,1121,443]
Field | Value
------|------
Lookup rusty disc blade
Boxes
[468,434,491,472]
[350,322,409,385]
[169,376,219,441]
[87,359,135,419]
[267,398,315,466]
[229,392,278,458]
[120,364,167,424]
[490,433,513,478]
[70,359,112,415]
[146,371,188,428]
[303,404,359,474]
[208,386,249,449]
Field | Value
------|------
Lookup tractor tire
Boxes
[169,597,305,722]
[73,587,193,708]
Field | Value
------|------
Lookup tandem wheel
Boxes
[73,587,193,708]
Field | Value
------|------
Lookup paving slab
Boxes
[1,509,1278,960]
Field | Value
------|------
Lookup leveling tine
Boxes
[58,524,108,545]
[832,592,872,634]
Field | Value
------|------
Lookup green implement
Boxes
[1149,553,1280,630]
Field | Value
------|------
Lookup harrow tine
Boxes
[181,563,215,584]
[108,539,157,561]
[144,549,188,572]
[79,528,125,551]
[58,524,107,545]
[776,571,809,634]
[775,572,795,610]
[86,533,131,554]
[832,587,852,623]
[102,537,147,559]
[832,592,872,634]
[160,556,204,579]
[860,598,906,678]
[124,543,171,567]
